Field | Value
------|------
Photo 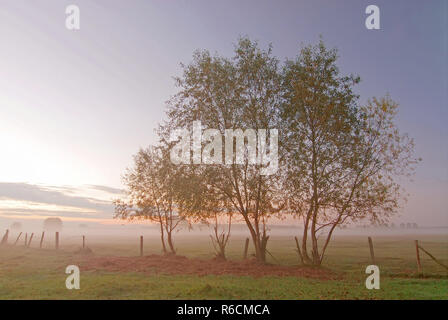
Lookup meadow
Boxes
[0,229,447,300]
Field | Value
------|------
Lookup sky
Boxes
[0,0,446,226]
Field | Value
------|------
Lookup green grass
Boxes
[0,233,447,299]
[1,270,446,300]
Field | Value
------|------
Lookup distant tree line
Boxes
[358,222,419,229]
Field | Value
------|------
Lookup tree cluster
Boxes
[115,38,419,265]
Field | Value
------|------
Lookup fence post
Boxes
[14,232,22,245]
[243,238,249,259]
[415,240,422,274]
[0,229,9,245]
[27,233,34,248]
[368,236,375,264]
[83,235,85,249]
[417,243,448,271]
[55,232,59,250]
[294,236,304,264]
[140,236,143,257]
[40,232,45,248]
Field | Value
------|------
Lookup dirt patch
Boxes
[77,254,340,280]
[74,246,93,255]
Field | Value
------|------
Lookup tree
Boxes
[208,213,232,260]
[43,217,63,232]
[114,146,185,254]
[162,37,285,263]
[10,222,22,230]
[281,41,419,266]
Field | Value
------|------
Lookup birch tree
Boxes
[281,41,419,266]
[114,146,185,254]
[163,37,285,263]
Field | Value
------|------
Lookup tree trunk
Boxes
[248,231,269,263]
[301,204,314,265]
[310,210,321,266]
[260,234,269,263]
[159,220,167,254]
[249,231,262,262]
[217,233,227,260]
[294,236,304,265]
[166,231,175,254]
[241,212,266,263]
[311,234,321,266]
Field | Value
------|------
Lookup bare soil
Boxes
[77,254,340,279]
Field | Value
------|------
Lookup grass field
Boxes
[0,231,447,300]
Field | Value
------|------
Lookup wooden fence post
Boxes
[417,244,448,271]
[140,236,143,257]
[415,240,422,274]
[83,235,85,249]
[55,232,59,250]
[27,233,34,248]
[40,232,45,248]
[25,233,28,247]
[368,237,375,264]
[243,238,249,259]
[0,229,9,245]
[14,232,22,245]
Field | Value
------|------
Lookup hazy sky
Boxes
[0,0,446,225]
